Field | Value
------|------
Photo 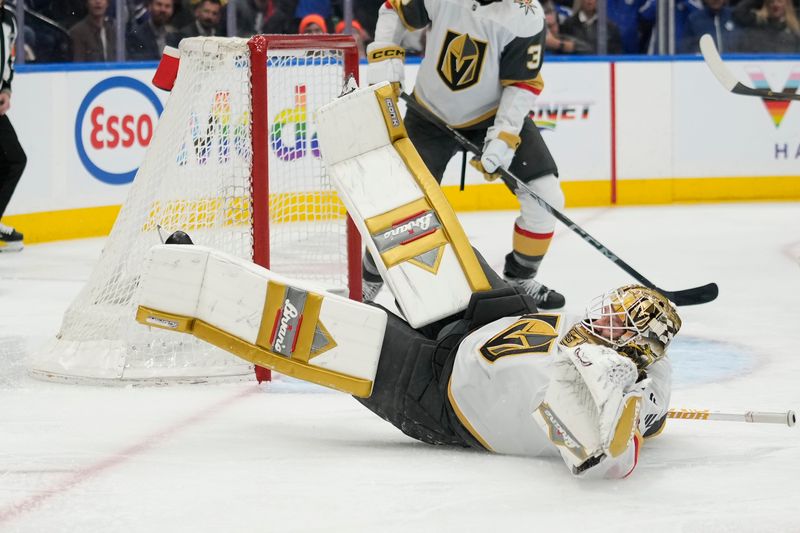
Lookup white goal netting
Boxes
[32,36,358,384]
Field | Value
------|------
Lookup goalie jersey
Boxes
[447,313,671,459]
[377,0,546,127]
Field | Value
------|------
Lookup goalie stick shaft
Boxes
[399,93,718,306]
[668,409,796,427]
[699,34,800,101]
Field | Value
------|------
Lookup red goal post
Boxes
[250,35,363,382]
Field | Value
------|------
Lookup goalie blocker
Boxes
[315,82,492,328]
[136,245,387,397]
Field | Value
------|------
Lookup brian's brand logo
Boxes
[372,210,441,254]
[436,31,488,91]
[273,299,299,354]
[383,212,434,240]
[746,68,800,128]
[536,403,588,459]
[384,97,400,127]
[75,76,163,185]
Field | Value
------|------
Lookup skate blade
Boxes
[0,241,24,252]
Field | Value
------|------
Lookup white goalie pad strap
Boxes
[532,344,643,477]
[136,245,388,397]
[316,84,491,328]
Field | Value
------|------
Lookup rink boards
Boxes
[3,56,800,243]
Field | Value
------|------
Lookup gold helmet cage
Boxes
[579,285,682,369]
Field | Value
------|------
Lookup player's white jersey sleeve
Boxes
[447,313,565,456]
[396,0,546,127]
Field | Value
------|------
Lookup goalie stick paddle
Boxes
[398,93,718,306]
[699,34,800,101]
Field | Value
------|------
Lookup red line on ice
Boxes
[0,386,256,526]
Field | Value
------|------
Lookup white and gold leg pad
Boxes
[316,82,491,328]
[135,245,387,397]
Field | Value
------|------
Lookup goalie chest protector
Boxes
[316,83,491,327]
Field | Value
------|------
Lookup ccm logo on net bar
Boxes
[75,76,164,185]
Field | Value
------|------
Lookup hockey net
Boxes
[31,35,362,384]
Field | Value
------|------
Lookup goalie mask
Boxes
[577,285,682,369]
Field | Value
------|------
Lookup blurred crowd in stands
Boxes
[7,0,800,64]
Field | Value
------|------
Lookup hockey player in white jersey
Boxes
[362,0,568,309]
[138,235,680,479]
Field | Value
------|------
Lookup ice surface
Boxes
[1,204,798,532]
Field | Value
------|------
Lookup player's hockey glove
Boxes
[532,343,645,478]
[470,130,521,181]
[366,42,405,96]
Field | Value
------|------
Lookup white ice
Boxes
[1,203,799,532]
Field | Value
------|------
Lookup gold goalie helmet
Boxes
[577,285,682,369]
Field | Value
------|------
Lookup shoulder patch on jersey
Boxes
[493,0,545,38]
[479,313,561,362]
[512,0,538,15]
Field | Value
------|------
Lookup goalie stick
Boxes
[699,34,800,101]
[668,408,796,427]
[399,93,718,306]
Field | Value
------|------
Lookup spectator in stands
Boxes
[68,0,117,62]
[642,0,707,54]
[37,0,87,29]
[606,0,654,53]
[560,0,624,53]
[542,0,592,54]
[335,19,368,57]
[127,0,176,60]
[232,0,268,37]
[295,0,333,27]
[171,0,205,28]
[681,0,736,53]
[298,13,327,33]
[167,0,224,47]
[263,0,300,34]
[733,0,800,52]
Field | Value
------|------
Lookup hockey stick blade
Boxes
[658,282,718,307]
[700,34,800,101]
[398,93,719,306]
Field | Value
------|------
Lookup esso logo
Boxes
[75,77,164,185]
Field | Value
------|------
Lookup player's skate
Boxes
[0,224,23,252]
[362,275,384,302]
[503,253,565,309]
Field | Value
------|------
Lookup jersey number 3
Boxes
[527,45,542,71]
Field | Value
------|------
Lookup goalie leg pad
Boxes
[315,83,491,328]
[136,244,388,397]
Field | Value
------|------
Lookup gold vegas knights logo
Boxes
[479,314,561,362]
[436,30,488,91]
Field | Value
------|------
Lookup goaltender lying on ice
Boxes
[134,83,682,479]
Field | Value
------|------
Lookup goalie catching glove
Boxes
[532,343,645,479]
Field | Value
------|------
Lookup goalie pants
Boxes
[404,104,559,187]
[356,253,538,449]
[0,115,26,218]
